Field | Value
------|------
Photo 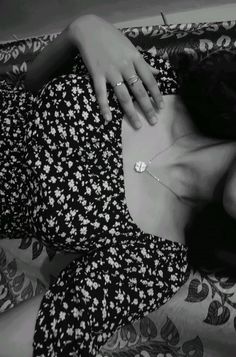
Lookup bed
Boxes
[0,18,236,357]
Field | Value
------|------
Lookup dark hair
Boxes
[175,50,236,140]
[185,202,236,276]
[174,51,236,274]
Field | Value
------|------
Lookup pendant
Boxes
[134,161,147,173]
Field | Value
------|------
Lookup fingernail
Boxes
[104,113,112,122]
[135,121,142,129]
[150,116,158,124]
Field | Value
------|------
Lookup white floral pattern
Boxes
[1,50,189,356]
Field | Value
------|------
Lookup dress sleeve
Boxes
[0,84,36,240]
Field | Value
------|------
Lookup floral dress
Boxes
[0,49,189,356]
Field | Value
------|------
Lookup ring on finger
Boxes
[126,74,158,123]
[112,75,141,89]
[127,75,140,86]
[112,80,124,88]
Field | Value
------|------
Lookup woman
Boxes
[0,14,235,357]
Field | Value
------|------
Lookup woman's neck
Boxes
[157,94,199,142]
[122,94,236,244]
[137,95,235,206]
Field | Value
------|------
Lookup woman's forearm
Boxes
[24,15,90,93]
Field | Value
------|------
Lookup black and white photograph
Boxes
[0,1,236,356]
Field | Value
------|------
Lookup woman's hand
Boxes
[69,14,164,129]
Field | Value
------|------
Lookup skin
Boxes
[69,14,164,129]
[122,94,236,244]
[0,292,46,357]
[223,156,236,218]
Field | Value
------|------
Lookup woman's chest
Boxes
[121,114,169,209]
[120,115,190,241]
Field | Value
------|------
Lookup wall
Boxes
[0,0,235,42]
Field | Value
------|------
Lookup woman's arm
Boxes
[24,19,81,93]
[25,14,163,129]
[223,156,236,219]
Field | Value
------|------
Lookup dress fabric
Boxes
[0,50,189,356]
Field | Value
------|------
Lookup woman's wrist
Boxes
[68,14,96,50]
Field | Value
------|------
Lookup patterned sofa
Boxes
[1,19,236,357]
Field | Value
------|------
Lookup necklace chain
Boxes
[134,132,194,204]
[148,132,194,164]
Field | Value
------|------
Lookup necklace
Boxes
[134,132,194,203]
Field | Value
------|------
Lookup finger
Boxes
[109,72,142,129]
[147,64,164,107]
[148,64,160,75]
[122,64,159,125]
[134,55,164,109]
[92,75,112,122]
